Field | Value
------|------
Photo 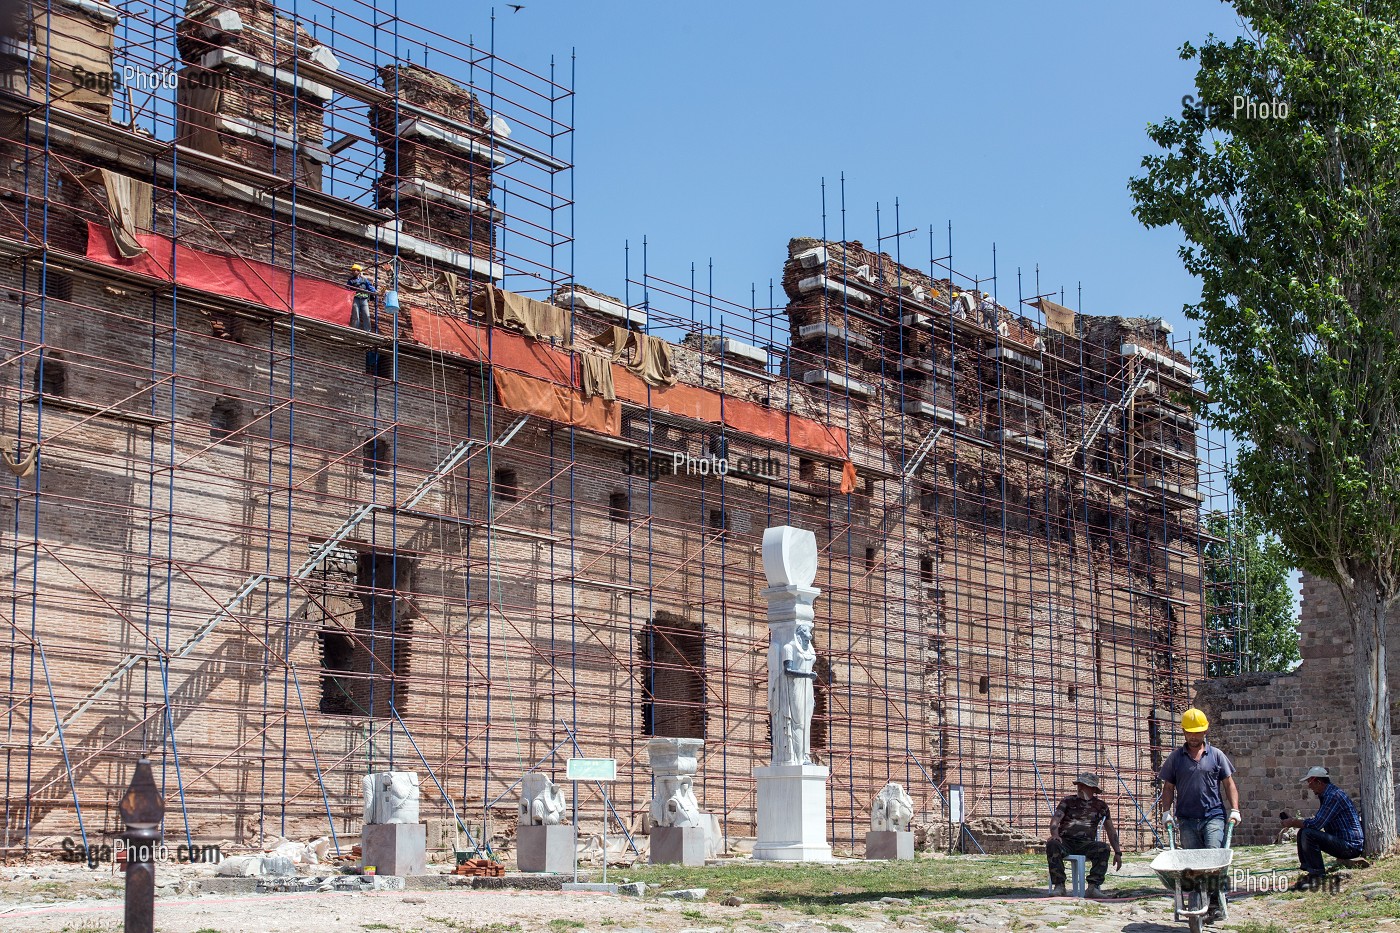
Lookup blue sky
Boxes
[396,1,1246,339]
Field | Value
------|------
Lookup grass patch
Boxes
[428,921,522,933]
[925,922,957,933]
[681,909,706,920]
[548,922,585,932]
[1224,924,1292,933]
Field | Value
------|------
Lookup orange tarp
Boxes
[408,306,572,384]
[406,307,851,461]
[494,370,620,436]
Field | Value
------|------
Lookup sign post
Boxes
[562,757,617,893]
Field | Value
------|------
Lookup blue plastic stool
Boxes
[1049,854,1087,897]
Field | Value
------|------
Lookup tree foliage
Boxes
[1131,0,1400,855]
[1203,511,1299,676]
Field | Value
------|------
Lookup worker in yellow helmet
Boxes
[347,263,377,331]
[1158,707,1240,923]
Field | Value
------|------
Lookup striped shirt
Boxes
[1305,783,1364,851]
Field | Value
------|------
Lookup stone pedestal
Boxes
[865,830,915,860]
[651,825,706,866]
[517,824,575,874]
[361,822,427,876]
[752,764,832,861]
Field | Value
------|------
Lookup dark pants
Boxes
[1047,836,1110,886]
[1297,827,1362,876]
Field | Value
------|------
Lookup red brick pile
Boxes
[452,858,504,877]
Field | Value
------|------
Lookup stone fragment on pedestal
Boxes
[516,774,573,873]
[647,737,710,866]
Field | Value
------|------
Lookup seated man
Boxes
[1281,766,1364,888]
[1047,772,1122,898]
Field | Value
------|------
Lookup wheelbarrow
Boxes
[1149,823,1234,933]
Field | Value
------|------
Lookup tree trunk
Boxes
[1349,569,1396,857]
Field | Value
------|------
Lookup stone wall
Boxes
[1192,573,1400,845]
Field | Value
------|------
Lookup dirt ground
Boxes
[0,844,1394,933]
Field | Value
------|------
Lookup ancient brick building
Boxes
[0,0,1219,856]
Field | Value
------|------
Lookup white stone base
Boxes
[865,830,915,860]
[752,764,832,861]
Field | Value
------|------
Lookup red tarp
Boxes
[81,229,854,466]
[85,222,353,326]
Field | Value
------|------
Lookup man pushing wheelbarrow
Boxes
[1157,708,1241,926]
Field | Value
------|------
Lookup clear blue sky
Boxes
[396,0,1246,339]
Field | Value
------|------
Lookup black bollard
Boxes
[118,758,165,933]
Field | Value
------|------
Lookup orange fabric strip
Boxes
[494,369,620,436]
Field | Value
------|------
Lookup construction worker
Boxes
[1046,772,1122,899]
[1159,708,1240,924]
[347,263,377,331]
[1281,766,1364,889]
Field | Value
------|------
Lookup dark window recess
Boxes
[709,508,728,531]
[42,271,72,302]
[366,349,392,378]
[638,611,706,738]
[209,398,242,443]
[799,458,816,481]
[978,675,990,695]
[321,550,418,717]
[362,438,389,475]
[34,351,67,397]
[494,467,519,502]
[864,546,876,571]
[1067,685,1078,702]
[318,629,356,714]
[1148,714,1164,773]
[810,654,834,751]
[210,311,244,342]
[709,434,728,459]
[609,490,630,523]
[920,555,935,583]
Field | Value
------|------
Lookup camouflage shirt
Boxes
[1053,793,1110,842]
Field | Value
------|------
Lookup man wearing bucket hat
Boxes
[1280,766,1364,888]
[1046,772,1122,899]
[1158,707,1239,924]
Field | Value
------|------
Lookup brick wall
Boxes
[1192,573,1400,844]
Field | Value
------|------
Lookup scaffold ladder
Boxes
[39,416,529,747]
[903,426,944,479]
[1065,365,1150,464]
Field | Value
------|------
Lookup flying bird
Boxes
[507,4,525,11]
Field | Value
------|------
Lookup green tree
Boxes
[1203,511,1300,676]
[1131,1,1400,856]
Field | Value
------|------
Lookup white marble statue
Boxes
[657,774,704,828]
[518,773,567,825]
[361,771,421,825]
[870,782,914,832]
[762,526,820,767]
[770,618,818,766]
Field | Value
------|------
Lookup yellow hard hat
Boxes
[351,263,364,272]
[1181,708,1209,733]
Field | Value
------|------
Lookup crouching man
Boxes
[1047,772,1122,898]
[1281,766,1364,890]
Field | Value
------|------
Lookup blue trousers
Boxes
[1178,817,1227,907]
